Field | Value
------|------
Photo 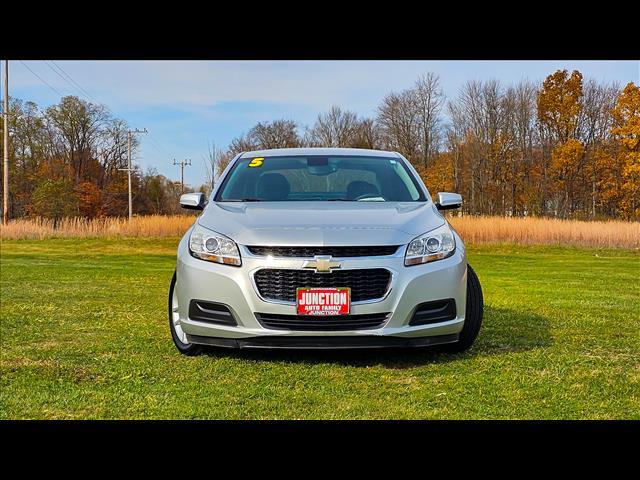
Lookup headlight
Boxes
[189,224,241,266]
[405,223,456,266]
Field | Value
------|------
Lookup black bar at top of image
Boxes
[4,8,639,60]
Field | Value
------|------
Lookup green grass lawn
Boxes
[1,237,638,419]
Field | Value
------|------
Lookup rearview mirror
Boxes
[180,192,207,210]
[435,192,462,211]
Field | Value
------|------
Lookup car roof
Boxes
[239,147,402,158]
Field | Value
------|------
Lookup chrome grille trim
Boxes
[246,245,400,258]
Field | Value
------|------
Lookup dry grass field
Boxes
[0,214,638,248]
[0,215,197,240]
[448,216,640,249]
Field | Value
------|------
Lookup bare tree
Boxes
[377,90,420,162]
[414,73,444,168]
[99,118,131,187]
[215,150,235,179]
[453,81,487,213]
[45,96,109,183]
[248,119,300,149]
[448,79,510,215]
[446,101,468,196]
[508,80,538,215]
[578,79,620,217]
[351,118,381,150]
[202,141,220,194]
[307,106,360,147]
[228,133,257,156]
[377,75,444,166]
[202,141,238,194]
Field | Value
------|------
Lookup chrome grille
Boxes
[253,268,392,303]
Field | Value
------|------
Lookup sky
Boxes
[6,60,639,187]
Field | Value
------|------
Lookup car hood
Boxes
[197,201,445,246]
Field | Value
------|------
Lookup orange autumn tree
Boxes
[76,181,102,218]
[611,82,640,219]
[416,152,454,196]
[537,70,584,144]
[549,139,585,217]
[593,146,626,216]
[537,70,585,217]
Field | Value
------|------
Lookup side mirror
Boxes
[180,192,207,211]
[435,192,462,211]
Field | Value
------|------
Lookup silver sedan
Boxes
[169,148,483,354]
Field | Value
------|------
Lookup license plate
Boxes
[296,287,350,315]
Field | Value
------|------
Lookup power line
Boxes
[36,61,170,159]
[147,134,170,154]
[19,61,64,97]
[49,61,172,158]
[44,61,97,105]
[49,61,100,104]
[43,62,78,96]
[47,62,133,128]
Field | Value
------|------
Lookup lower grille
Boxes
[253,268,392,303]
[255,312,390,331]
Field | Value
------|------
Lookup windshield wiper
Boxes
[223,198,262,202]
[328,197,386,202]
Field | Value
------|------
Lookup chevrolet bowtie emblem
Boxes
[302,255,342,274]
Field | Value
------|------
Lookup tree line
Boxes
[211,71,639,220]
[1,69,638,221]
[0,96,187,222]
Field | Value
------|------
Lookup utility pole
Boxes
[173,158,191,194]
[3,60,9,225]
[119,128,147,220]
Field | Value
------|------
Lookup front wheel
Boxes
[168,271,202,356]
[441,264,484,353]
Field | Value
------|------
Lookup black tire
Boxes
[168,271,202,356]
[441,264,484,353]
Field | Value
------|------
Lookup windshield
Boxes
[215,155,426,202]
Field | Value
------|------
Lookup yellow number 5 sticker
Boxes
[248,157,264,167]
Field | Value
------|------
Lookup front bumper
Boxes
[175,234,468,348]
